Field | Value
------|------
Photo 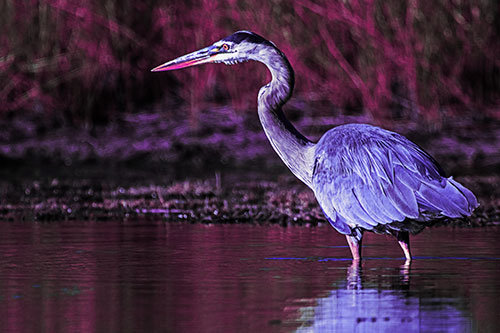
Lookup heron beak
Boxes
[151,46,221,72]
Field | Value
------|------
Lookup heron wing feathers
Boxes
[312,124,477,233]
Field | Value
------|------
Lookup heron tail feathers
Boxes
[416,177,478,218]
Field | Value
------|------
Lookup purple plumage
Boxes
[312,124,478,235]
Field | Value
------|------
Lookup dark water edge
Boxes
[0,162,499,227]
[1,107,499,224]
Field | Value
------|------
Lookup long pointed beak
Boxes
[151,46,218,72]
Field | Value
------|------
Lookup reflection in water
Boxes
[294,262,472,332]
[0,222,498,332]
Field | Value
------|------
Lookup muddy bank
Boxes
[1,106,499,225]
[0,163,498,227]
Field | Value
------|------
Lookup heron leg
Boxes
[346,233,363,260]
[347,260,362,290]
[396,231,412,261]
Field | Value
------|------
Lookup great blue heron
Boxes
[152,31,478,261]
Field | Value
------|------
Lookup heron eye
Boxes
[222,44,230,51]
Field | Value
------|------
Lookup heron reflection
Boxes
[290,261,471,332]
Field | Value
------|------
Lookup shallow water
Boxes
[0,222,499,332]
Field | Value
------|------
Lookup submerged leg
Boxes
[347,259,362,290]
[346,229,363,260]
[396,231,412,261]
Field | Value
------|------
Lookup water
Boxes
[0,222,499,332]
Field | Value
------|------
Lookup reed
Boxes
[1,0,498,127]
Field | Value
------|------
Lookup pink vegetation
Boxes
[1,0,499,125]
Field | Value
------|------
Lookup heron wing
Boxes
[312,124,478,234]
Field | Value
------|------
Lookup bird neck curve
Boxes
[255,45,315,188]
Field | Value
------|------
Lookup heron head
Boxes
[151,31,276,72]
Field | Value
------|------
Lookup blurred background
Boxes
[1,0,499,174]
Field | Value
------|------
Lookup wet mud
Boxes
[1,109,499,226]
[0,163,498,228]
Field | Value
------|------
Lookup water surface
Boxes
[0,222,499,332]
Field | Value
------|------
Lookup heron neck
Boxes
[257,49,315,188]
